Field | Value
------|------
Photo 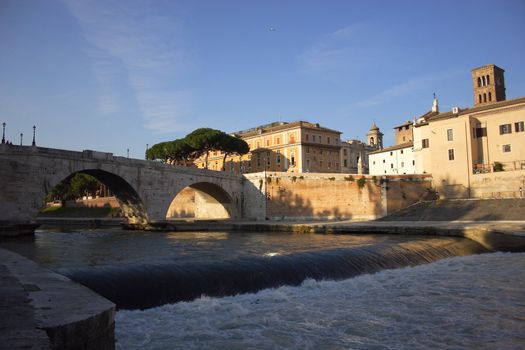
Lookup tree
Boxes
[45,173,102,203]
[184,128,223,169]
[217,133,249,170]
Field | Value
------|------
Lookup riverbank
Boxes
[0,248,115,350]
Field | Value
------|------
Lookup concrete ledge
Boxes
[0,221,41,237]
[0,248,115,349]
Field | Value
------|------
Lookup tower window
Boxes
[479,94,482,104]
[488,92,492,101]
[482,76,486,86]
[483,93,487,103]
[370,137,375,146]
[477,77,481,87]
[486,75,490,85]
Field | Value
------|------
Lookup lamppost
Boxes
[32,125,36,146]
[146,144,149,159]
[20,133,23,146]
[127,148,129,158]
[1,122,5,144]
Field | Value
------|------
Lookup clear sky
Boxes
[1,0,524,158]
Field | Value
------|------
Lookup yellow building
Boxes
[413,64,525,198]
[195,121,343,174]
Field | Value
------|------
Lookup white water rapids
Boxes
[116,252,525,349]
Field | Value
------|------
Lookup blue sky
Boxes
[1,0,524,158]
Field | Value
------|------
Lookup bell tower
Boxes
[472,64,506,106]
[367,123,383,150]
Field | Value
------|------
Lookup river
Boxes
[2,228,524,349]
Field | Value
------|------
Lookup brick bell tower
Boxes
[471,64,506,106]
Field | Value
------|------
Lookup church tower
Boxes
[367,123,383,150]
[471,64,506,106]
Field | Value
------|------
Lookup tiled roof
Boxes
[236,120,341,137]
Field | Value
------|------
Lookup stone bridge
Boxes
[0,145,258,228]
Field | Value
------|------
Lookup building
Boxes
[340,139,376,174]
[369,142,415,175]
[195,121,343,174]
[412,64,525,198]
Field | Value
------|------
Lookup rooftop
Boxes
[235,120,342,137]
[368,141,413,155]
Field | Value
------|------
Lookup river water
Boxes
[2,228,524,349]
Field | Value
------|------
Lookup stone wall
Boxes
[166,187,195,218]
[385,175,434,214]
[470,170,525,198]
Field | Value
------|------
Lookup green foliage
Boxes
[357,177,367,189]
[147,128,249,170]
[298,176,304,180]
[493,162,504,172]
[46,173,102,202]
[291,176,297,182]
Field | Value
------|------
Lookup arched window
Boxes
[483,93,487,102]
[486,75,490,85]
[477,77,482,87]
[479,94,482,103]
[370,137,375,146]
[482,76,486,86]
[488,92,492,101]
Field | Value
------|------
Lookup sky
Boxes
[1,0,524,158]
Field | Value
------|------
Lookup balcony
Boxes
[473,160,525,174]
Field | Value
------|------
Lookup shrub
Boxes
[357,177,367,188]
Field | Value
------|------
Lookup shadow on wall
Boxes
[166,183,232,220]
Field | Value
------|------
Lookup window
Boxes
[447,129,454,141]
[390,163,394,169]
[448,149,455,161]
[266,140,270,147]
[306,147,310,154]
[475,127,487,138]
[390,151,393,156]
[499,124,512,135]
[503,144,511,153]
[488,92,492,101]
[327,137,331,144]
[370,137,375,146]
[276,151,281,165]
[306,134,309,142]
[373,161,375,165]
[482,76,486,86]
[412,160,415,166]
[479,95,482,104]
[477,77,481,87]
[400,149,404,154]
[328,161,331,169]
[266,152,271,166]
[401,162,404,167]
[312,135,316,142]
[486,75,490,85]
[483,93,487,103]
[291,154,295,166]
[343,149,347,156]
[383,159,385,163]
[403,136,406,142]
[344,159,347,167]
[256,153,261,167]
[306,159,310,169]
[276,137,280,145]
[319,161,323,168]
[515,121,524,132]
[422,139,430,148]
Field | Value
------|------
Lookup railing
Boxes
[473,160,525,174]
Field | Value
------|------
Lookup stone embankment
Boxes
[0,248,115,350]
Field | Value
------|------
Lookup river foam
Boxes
[116,252,525,350]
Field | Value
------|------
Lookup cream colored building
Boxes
[195,121,343,174]
[413,64,525,198]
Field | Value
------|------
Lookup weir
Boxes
[59,236,488,310]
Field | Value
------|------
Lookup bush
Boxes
[357,177,367,188]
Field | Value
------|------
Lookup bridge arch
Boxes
[166,182,235,220]
[45,169,148,224]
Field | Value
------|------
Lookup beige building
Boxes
[195,121,343,174]
[413,64,525,198]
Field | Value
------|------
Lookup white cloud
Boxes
[298,23,381,79]
[63,0,193,133]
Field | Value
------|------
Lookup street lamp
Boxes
[1,122,5,144]
[127,148,130,158]
[32,125,36,146]
[20,133,23,146]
